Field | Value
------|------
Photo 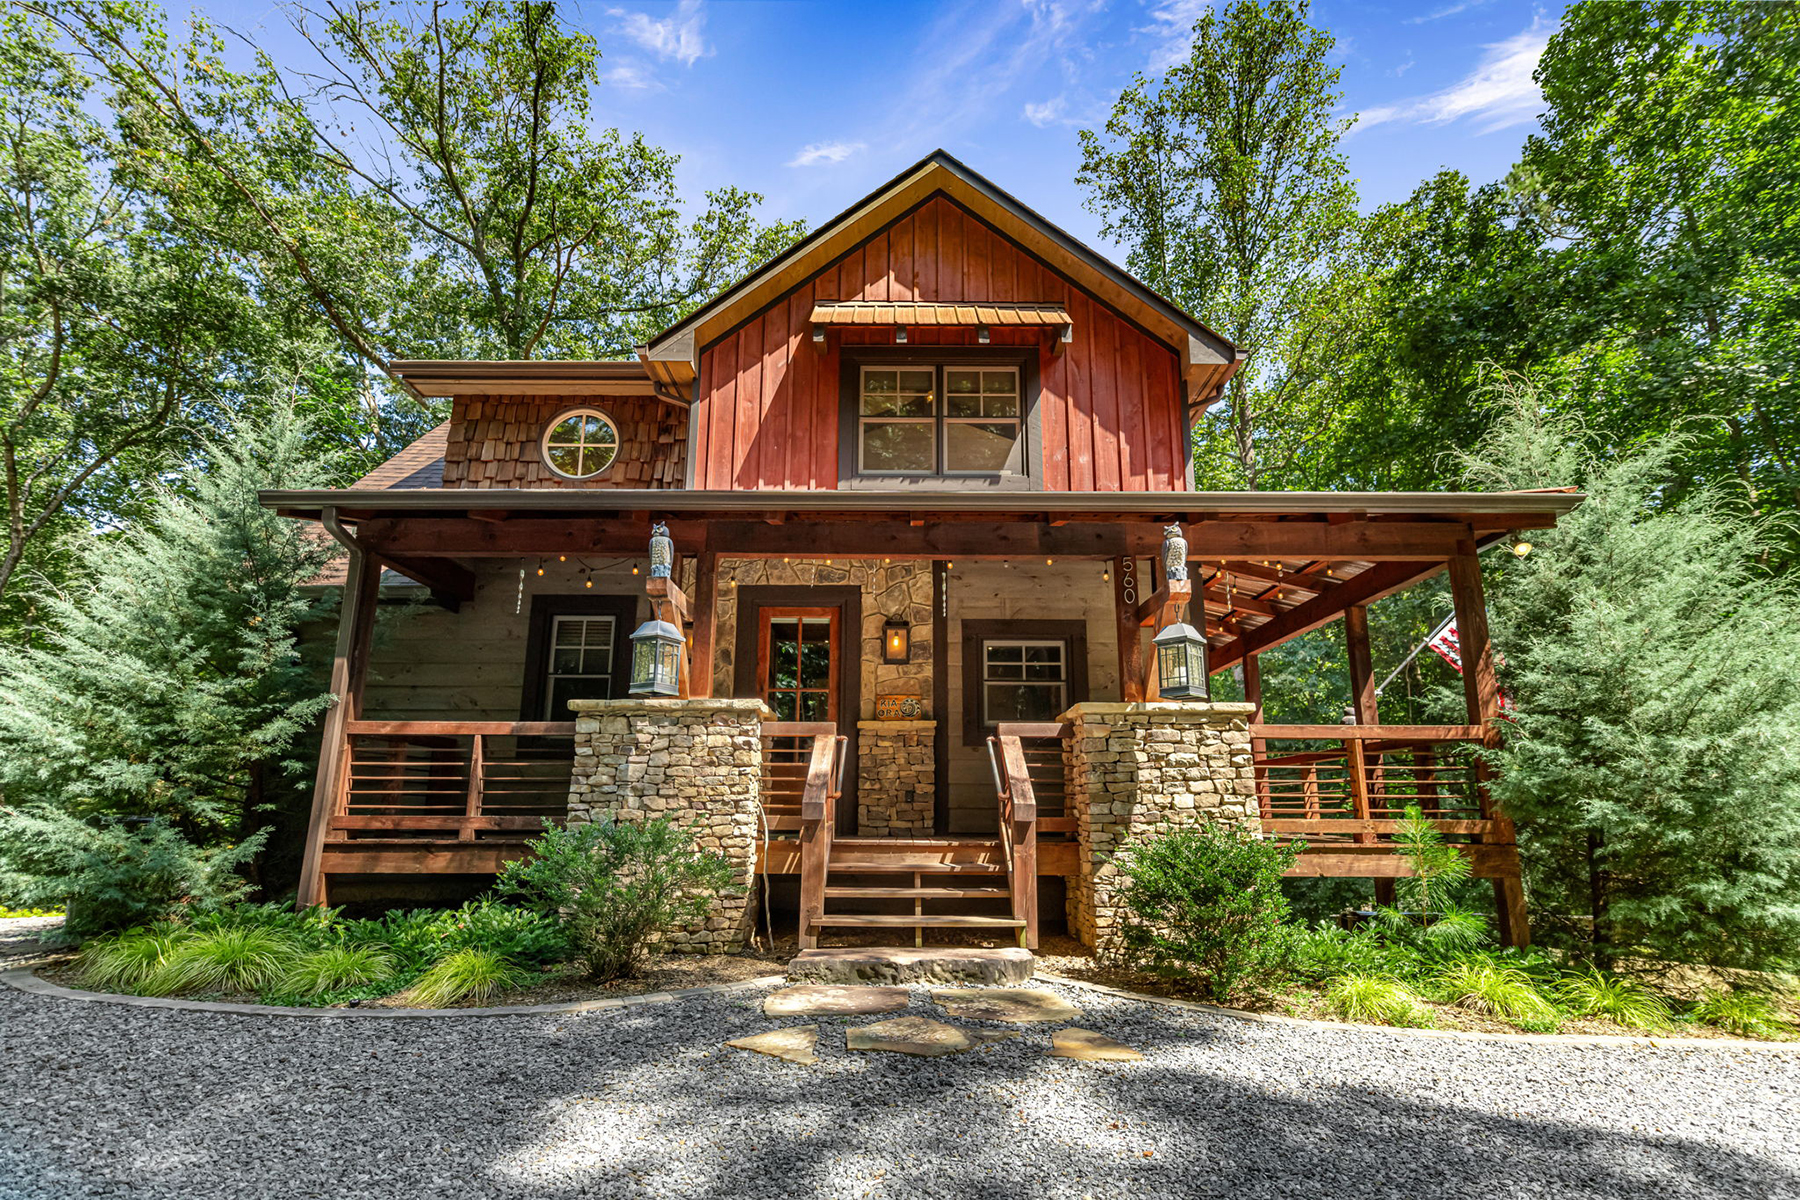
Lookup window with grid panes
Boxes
[981,640,1068,725]
[857,365,1021,476]
[544,615,616,716]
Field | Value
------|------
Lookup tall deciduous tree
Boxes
[1078,0,1360,489]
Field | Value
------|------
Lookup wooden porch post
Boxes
[1243,651,1268,819]
[297,516,381,909]
[1449,536,1529,946]
[1112,555,1147,702]
[1345,604,1378,724]
[689,549,719,699]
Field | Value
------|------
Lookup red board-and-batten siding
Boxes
[690,195,1188,492]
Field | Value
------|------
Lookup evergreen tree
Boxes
[0,407,336,933]
[1458,376,1800,970]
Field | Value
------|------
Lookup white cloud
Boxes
[602,60,660,90]
[787,141,867,168]
[1356,24,1550,135]
[609,0,710,68]
[1022,96,1067,127]
[1142,0,1210,70]
[1406,0,1492,25]
[1391,54,1416,78]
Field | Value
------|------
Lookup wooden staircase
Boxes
[808,837,1027,946]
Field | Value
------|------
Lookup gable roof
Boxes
[638,150,1243,401]
[352,423,450,490]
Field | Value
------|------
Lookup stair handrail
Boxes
[988,730,1040,951]
[794,727,837,951]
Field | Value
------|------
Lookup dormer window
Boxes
[541,408,619,480]
[857,365,1022,476]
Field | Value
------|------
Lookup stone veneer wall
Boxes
[565,698,768,954]
[855,720,936,836]
[1062,701,1261,951]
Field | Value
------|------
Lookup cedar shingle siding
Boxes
[442,395,688,489]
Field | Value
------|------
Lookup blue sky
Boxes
[204,0,1557,259]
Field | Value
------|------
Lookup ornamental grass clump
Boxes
[77,926,190,996]
[1432,959,1559,1029]
[1556,967,1672,1031]
[401,948,525,1007]
[281,946,397,997]
[1325,974,1436,1028]
[1690,989,1793,1039]
[497,817,736,982]
[163,927,297,994]
[1116,825,1303,1003]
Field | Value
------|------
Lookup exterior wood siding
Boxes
[691,194,1187,492]
[443,395,687,488]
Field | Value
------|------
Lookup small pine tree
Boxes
[0,407,337,934]
[1456,376,1800,970]
[1392,804,1471,920]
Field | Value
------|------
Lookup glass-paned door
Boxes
[544,614,618,716]
[758,608,839,722]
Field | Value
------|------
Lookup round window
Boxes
[541,408,619,479]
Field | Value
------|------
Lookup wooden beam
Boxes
[372,553,475,603]
[297,535,381,909]
[1210,559,1451,672]
[647,575,691,623]
[1135,578,1193,627]
[689,550,719,699]
[1346,604,1377,724]
[1112,556,1147,702]
[357,517,1475,563]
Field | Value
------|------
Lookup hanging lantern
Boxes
[883,617,911,664]
[648,522,674,578]
[1162,523,1189,582]
[1153,621,1208,700]
[628,617,683,697]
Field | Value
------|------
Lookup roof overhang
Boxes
[637,151,1243,399]
[390,359,680,402]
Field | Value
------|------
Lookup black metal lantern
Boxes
[882,617,911,664]
[1153,621,1208,700]
[628,617,683,697]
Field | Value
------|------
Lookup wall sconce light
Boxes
[1153,621,1208,700]
[628,617,684,697]
[883,617,911,664]
[1512,540,1533,557]
[976,324,991,344]
[894,326,908,344]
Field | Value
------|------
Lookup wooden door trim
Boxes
[755,606,841,723]
[734,585,862,830]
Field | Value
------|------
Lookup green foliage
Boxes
[1392,805,1472,920]
[1115,825,1303,1002]
[76,925,189,996]
[1289,923,1421,984]
[1463,378,1800,970]
[162,927,297,994]
[497,818,736,982]
[345,900,569,975]
[0,905,61,918]
[401,948,527,1008]
[1556,968,1672,1031]
[1325,974,1436,1028]
[1689,990,1793,1039]
[281,945,396,998]
[1431,959,1560,1029]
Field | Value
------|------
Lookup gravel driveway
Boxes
[2,963,1797,1200]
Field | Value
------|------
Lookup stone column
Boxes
[566,698,770,954]
[1062,701,1261,951]
[855,720,937,836]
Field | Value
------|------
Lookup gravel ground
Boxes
[4,964,1799,1200]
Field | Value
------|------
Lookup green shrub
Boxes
[281,946,396,997]
[163,927,297,994]
[1556,967,1672,1030]
[343,899,569,975]
[76,926,190,995]
[496,818,737,982]
[1326,974,1436,1027]
[1114,825,1303,1003]
[1690,990,1793,1039]
[1432,958,1560,1029]
[1290,923,1422,984]
[401,948,525,1007]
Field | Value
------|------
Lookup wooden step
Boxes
[823,885,1010,899]
[828,860,1006,875]
[810,914,1027,929]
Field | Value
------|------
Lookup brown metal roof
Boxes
[809,301,1072,328]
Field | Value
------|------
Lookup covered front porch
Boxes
[264,487,1579,947]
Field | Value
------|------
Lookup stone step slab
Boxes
[787,946,1034,986]
[761,985,910,1017]
[727,1026,820,1065]
[931,988,1083,1023]
[1050,1027,1144,1062]
[845,1016,1020,1057]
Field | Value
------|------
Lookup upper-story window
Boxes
[858,365,1022,476]
[541,408,619,480]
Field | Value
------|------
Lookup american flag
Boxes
[1424,615,1513,714]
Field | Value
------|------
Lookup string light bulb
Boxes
[1046,558,1054,566]
[1512,541,1534,558]
[558,555,567,562]
[535,559,545,577]
[631,563,640,575]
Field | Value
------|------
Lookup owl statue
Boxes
[1162,523,1189,582]
[649,522,674,578]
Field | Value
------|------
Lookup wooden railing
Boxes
[330,721,577,843]
[768,721,844,951]
[987,721,1074,950]
[1251,724,1505,848]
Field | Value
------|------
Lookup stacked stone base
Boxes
[856,720,936,836]
[567,698,769,954]
[1062,702,1261,952]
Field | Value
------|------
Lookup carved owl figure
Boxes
[1162,523,1189,581]
[649,522,674,578]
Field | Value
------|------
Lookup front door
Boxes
[757,608,839,723]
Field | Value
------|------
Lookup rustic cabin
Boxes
[263,151,1579,962]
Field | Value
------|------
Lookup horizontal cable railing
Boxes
[333,721,576,842]
[1251,724,1496,845]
